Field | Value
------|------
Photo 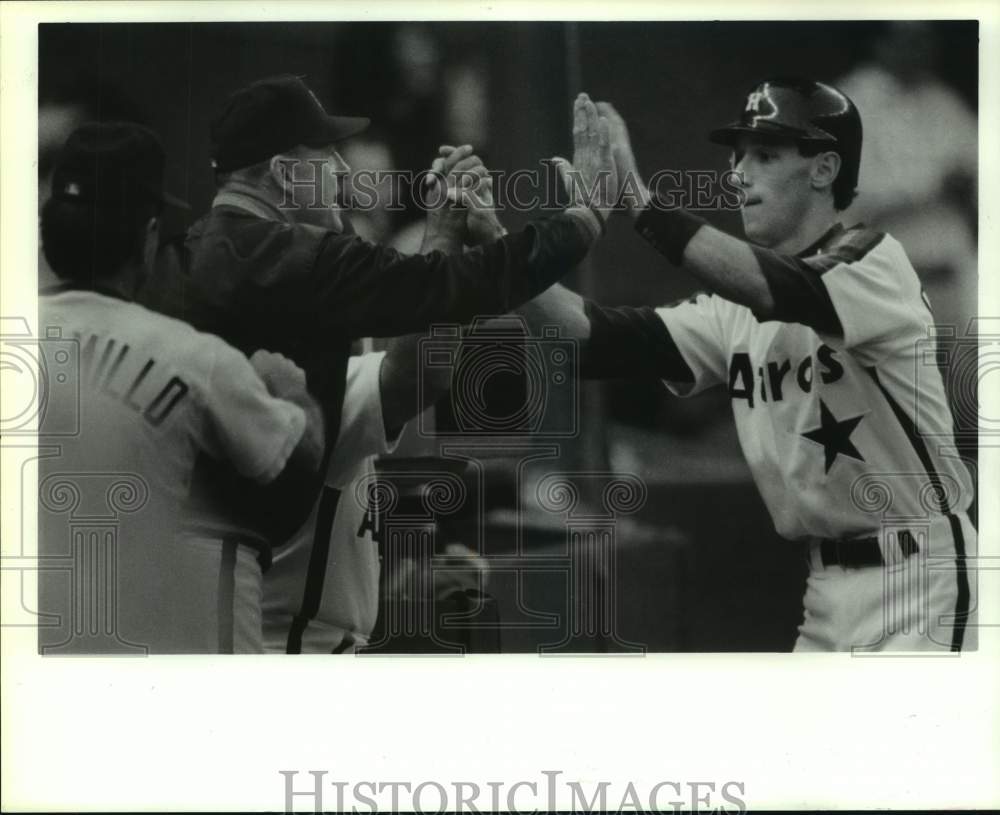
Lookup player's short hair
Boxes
[796,142,857,211]
[41,195,158,283]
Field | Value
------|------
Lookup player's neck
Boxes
[89,264,141,302]
[771,203,840,256]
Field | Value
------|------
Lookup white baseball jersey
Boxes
[652,224,975,651]
[37,286,306,654]
[656,228,972,539]
[262,351,398,653]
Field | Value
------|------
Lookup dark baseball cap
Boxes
[210,75,370,172]
[51,121,189,211]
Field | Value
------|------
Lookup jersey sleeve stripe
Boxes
[802,229,886,273]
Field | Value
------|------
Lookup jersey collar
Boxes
[212,181,291,224]
[796,222,846,259]
[40,280,132,302]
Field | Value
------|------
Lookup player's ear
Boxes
[810,150,841,195]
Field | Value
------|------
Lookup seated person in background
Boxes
[38,122,325,654]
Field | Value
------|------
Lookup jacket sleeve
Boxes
[308,209,599,338]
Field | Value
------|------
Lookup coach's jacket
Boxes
[139,184,597,555]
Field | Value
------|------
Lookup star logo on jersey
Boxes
[801,399,866,473]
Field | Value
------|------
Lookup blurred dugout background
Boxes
[38,21,978,651]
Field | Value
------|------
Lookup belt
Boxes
[813,530,920,570]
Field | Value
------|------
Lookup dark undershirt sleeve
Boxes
[581,300,695,382]
[310,211,596,339]
[749,246,843,336]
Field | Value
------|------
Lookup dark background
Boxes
[38,21,979,652]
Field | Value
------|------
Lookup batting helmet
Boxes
[709,77,862,208]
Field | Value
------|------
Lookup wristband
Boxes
[635,205,706,265]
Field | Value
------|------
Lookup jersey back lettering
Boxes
[37,289,305,653]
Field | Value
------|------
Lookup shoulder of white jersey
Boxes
[655,288,753,325]
[804,225,888,273]
[656,289,730,313]
[46,289,206,340]
[48,289,246,381]
[123,299,244,361]
[660,290,710,309]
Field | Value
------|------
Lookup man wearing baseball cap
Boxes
[38,122,327,653]
[136,77,616,583]
[140,75,615,450]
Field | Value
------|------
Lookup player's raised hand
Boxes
[421,145,475,249]
[595,101,650,214]
[250,349,308,398]
[551,93,618,222]
[426,144,489,203]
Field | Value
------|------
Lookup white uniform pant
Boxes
[38,536,263,655]
[794,512,977,652]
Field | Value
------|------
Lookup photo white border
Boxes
[2,1,998,811]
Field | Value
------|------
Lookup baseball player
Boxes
[524,79,976,651]
[262,188,501,654]
[37,122,326,653]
